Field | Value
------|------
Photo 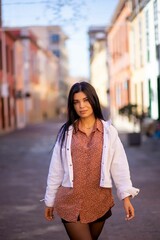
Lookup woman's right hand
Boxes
[45,206,54,221]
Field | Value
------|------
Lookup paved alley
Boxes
[0,121,160,240]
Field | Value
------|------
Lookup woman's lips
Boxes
[80,110,87,114]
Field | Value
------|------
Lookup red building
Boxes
[0,30,16,133]
[107,0,132,119]
[1,27,59,134]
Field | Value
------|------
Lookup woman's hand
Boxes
[123,197,135,221]
[45,206,54,221]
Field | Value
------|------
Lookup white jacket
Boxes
[45,120,139,207]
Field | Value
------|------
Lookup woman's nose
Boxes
[79,101,84,108]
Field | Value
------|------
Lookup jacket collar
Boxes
[101,119,112,131]
[68,119,111,132]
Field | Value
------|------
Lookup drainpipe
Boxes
[158,11,160,120]
[158,11,160,77]
[0,0,2,28]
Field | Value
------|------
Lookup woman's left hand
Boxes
[123,196,135,221]
[45,206,54,221]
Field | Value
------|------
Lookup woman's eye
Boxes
[84,98,88,102]
[73,101,78,105]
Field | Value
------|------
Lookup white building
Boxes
[88,26,110,119]
[144,0,160,120]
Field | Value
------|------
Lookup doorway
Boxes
[148,79,152,117]
[1,97,5,129]
[157,76,160,119]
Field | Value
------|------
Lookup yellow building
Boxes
[88,27,110,119]
[30,26,69,117]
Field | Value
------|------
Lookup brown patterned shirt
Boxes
[54,119,114,223]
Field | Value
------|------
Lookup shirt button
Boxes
[70,164,72,166]
[67,148,69,150]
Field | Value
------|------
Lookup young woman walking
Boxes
[44,82,139,240]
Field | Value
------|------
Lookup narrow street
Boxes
[0,121,160,240]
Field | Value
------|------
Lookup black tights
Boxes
[63,220,105,240]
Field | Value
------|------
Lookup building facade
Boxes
[88,26,110,119]
[129,0,160,120]
[14,36,26,128]
[29,26,69,116]
[107,0,132,120]
[15,28,60,124]
[0,27,60,134]
[144,0,160,120]
[0,30,16,133]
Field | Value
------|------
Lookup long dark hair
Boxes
[57,81,104,147]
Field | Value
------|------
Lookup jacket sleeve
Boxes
[110,129,140,200]
[44,140,64,207]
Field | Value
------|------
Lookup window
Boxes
[6,45,9,73]
[153,0,159,44]
[50,34,60,43]
[145,10,150,62]
[0,40,2,70]
[147,49,150,62]
[155,25,159,44]
[1,97,5,129]
[148,79,152,117]
[153,0,159,60]
[116,84,121,106]
[153,0,158,21]
[139,18,143,66]
[7,96,11,127]
[11,49,14,74]
[156,44,160,59]
[132,27,136,69]
[145,10,149,29]
[53,50,60,58]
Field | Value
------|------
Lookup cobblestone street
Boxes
[0,121,160,240]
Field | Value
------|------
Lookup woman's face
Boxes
[73,91,94,119]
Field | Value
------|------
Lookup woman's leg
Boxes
[63,222,92,240]
[89,221,105,240]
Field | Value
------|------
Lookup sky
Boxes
[2,0,119,78]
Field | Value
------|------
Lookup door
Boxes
[148,79,152,117]
[1,97,5,129]
[157,76,160,119]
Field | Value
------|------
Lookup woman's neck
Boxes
[79,116,96,129]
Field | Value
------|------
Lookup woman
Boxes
[44,82,139,240]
